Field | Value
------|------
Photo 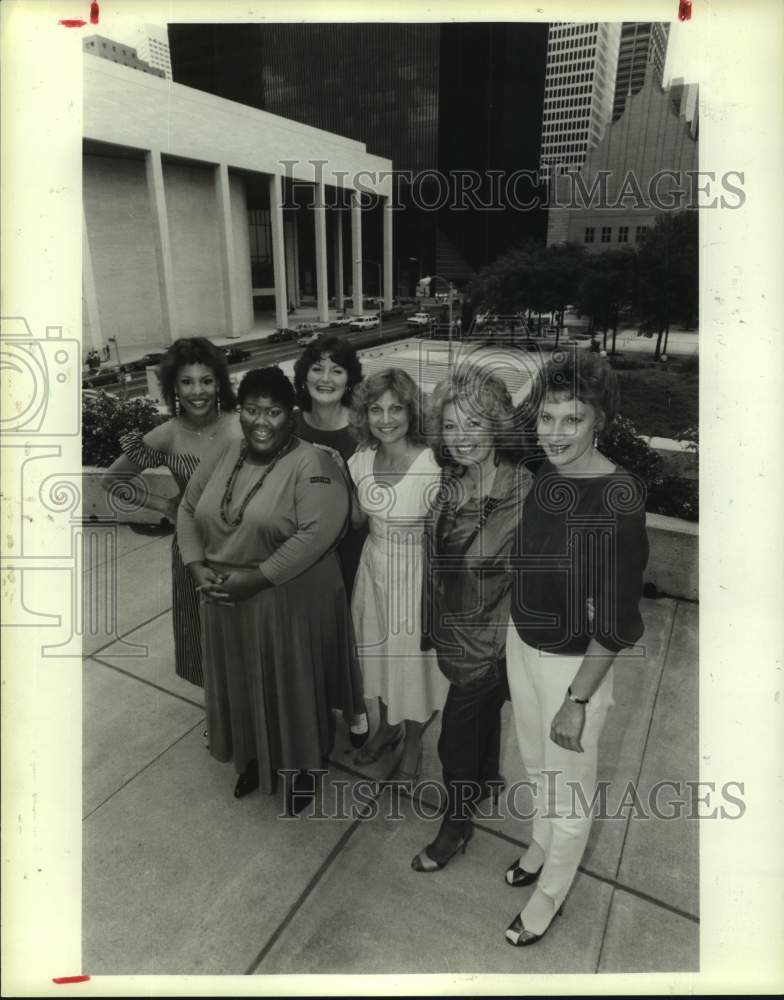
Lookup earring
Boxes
[175,396,181,417]
[216,391,221,417]
[593,429,599,449]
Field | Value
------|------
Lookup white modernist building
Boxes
[82,54,394,358]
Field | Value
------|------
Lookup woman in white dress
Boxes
[348,368,449,781]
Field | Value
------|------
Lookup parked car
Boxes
[268,328,297,344]
[223,346,251,364]
[349,315,380,331]
[126,352,166,372]
[331,315,353,326]
[407,312,432,328]
[82,364,125,388]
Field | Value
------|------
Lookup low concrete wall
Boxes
[82,467,179,524]
[644,435,699,480]
[645,511,698,601]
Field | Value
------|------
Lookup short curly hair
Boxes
[237,366,296,412]
[292,334,363,410]
[349,368,426,448]
[525,348,619,432]
[427,366,518,468]
[158,337,237,415]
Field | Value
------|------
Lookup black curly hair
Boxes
[293,334,363,410]
[237,366,296,412]
[158,337,237,415]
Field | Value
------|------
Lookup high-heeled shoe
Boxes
[389,745,423,785]
[505,858,543,887]
[411,823,475,872]
[354,723,404,764]
[505,904,564,946]
[234,759,259,799]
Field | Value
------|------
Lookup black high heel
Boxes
[505,859,543,887]
[234,759,259,799]
[411,824,475,873]
[505,903,564,947]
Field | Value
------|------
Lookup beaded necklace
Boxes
[219,437,295,527]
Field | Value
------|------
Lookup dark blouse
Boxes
[510,464,649,656]
[422,460,533,686]
[291,408,366,595]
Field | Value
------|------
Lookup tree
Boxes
[636,211,698,358]
[575,248,637,354]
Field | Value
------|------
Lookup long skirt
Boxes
[201,552,365,794]
[171,534,203,687]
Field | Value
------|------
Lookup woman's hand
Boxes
[549,698,586,753]
[202,568,271,605]
[189,562,229,602]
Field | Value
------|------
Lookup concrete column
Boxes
[268,173,288,330]
[313,182,329,323]
[145,149,178,342]
[214,163,240,339]
[82,206,101,350]
[351,192,363,316]
[333,209,344,310]
[291,213,301,307]
[284,217,296,312]
[382,195,393,312]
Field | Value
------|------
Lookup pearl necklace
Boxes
[219,437,295,527]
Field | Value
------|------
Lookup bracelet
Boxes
[567,685,590,705]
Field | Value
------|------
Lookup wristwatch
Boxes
[567,685,590,705]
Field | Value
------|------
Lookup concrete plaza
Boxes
[82,525,699,979]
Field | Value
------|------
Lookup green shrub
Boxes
[600,416,698,522]
[82,392,165,467]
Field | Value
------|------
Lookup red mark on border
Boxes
[58,2,99,27]
[53,976,91,984]
[678,0,692,20]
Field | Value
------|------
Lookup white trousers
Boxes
[506,621,614,910]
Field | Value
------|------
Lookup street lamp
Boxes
[355,258,383,342]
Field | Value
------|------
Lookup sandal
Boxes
[411,824,474,872]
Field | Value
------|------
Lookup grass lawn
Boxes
[612,356,698,439]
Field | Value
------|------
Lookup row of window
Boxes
[584,225,648,244]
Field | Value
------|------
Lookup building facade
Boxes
[82,35,165,78]
[539,21,622,179]
[134,24,173,81]
[612,22,669,122]
[167,22,549,287]
[546,72,699,249]
[82,55,394,358]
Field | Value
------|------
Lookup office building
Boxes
[134,24,173,81]
[612,22,669,121]
[539,21,622,178]
[168,23,549,287]
[546,71,699,248]
[82,34,165,78]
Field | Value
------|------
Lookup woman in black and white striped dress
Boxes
[101,338,240,687]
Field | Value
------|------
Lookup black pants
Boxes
[437,664,507,836]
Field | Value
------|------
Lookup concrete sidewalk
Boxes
[82,527,699,977]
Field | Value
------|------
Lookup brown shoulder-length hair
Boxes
[158,337,237,415]
[292,334,363,410]
[348,368,427,448]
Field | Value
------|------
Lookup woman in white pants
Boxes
[505,350,648,946]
